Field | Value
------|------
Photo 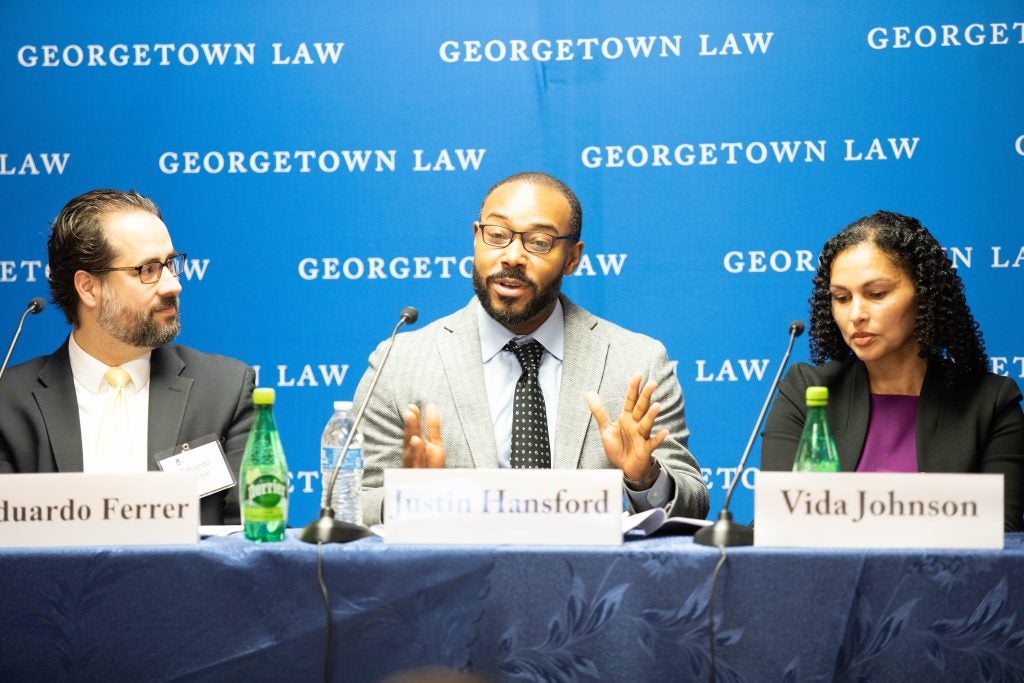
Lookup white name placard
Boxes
[754,472,1003,549]
[383,468,622,545]
[0,472,200,548]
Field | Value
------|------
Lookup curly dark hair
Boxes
[808,210,988,385]
[47,189,161,325]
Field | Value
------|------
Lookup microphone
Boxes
[0,297,46,384]
[300,306,419,544]
[694,320,804,547]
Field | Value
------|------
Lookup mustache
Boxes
[486,267,538,291]
[152,296,179,313]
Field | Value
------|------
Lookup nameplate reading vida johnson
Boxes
[754,472,1003,549]
[383,469,622,545]
[0,472,200,548]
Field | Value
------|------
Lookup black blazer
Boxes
[761,357,1024,531]
[0,339,255,524]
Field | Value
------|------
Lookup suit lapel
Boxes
[147,346,192,470]
[554,299,607,469]
[437,302,499,468]
[915,360,942,470]
[35,341,84,472]
[835,359,870,471]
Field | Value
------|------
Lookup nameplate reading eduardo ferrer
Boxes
[0,472,199,548]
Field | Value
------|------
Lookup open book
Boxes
[623,508,712,537]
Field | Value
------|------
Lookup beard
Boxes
[472,264,562,330]
[98,287,180,349]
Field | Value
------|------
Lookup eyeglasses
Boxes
[92,253,188,284]
[476,223,576,255]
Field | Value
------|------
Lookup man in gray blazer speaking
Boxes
[355,172,709,526]
[0,189,254,524]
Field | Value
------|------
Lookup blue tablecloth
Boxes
[2,532,1022,682]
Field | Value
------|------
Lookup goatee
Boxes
[98,291,181,348]
[472,265,562,329]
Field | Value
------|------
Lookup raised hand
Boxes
[402,403,446,468]
[585,374,667,483]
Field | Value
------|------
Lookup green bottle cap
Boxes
[253,387,276,405]
[806,386,828,406]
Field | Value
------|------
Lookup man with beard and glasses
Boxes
[0,189,254,524]
[354,172,708,525]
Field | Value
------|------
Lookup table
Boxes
[2,532,1022,681]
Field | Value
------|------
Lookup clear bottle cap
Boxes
[333,400,353,411]
[806,386,828,406]
[253,387,275,405]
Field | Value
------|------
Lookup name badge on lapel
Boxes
[156,433,234,498]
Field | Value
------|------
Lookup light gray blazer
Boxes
[354,296,709,525]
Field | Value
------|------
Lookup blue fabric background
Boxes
[2,2,1022,527]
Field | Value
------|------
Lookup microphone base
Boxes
[299,509,375,544]
[693,510,754,548]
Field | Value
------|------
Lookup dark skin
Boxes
[402,180,665,482]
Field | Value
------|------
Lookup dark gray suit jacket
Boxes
[0,339,255,524]
[354,296,709,525]
[761,357,1024,531]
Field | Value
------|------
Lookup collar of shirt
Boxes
[476,297,565,362]
[68,331,153,394]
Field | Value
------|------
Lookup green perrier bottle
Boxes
[240,388,289,541]
[792,386,840,472]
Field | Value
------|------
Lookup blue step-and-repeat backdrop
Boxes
[2,2,1022,526]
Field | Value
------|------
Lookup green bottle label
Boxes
[246,475,287,507]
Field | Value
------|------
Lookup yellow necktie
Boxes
[92,366,132,473]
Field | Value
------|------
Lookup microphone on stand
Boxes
[300,306,418,544]
[694,320,804,548]
[0,297,46,384]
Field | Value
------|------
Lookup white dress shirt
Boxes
[68,332,152,472]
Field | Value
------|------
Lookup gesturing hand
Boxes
[585,374,668,482]
[402,404,446,468]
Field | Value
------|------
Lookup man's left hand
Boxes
[585,374,668,483]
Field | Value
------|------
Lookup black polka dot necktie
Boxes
[505,339,551,469]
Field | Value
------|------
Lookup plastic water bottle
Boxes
[320,401,364,526]
[792,386,840,472]
[239,388,289,541]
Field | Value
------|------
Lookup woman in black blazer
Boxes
[761,210,1024,531]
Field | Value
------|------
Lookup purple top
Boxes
[856,394,920,472]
